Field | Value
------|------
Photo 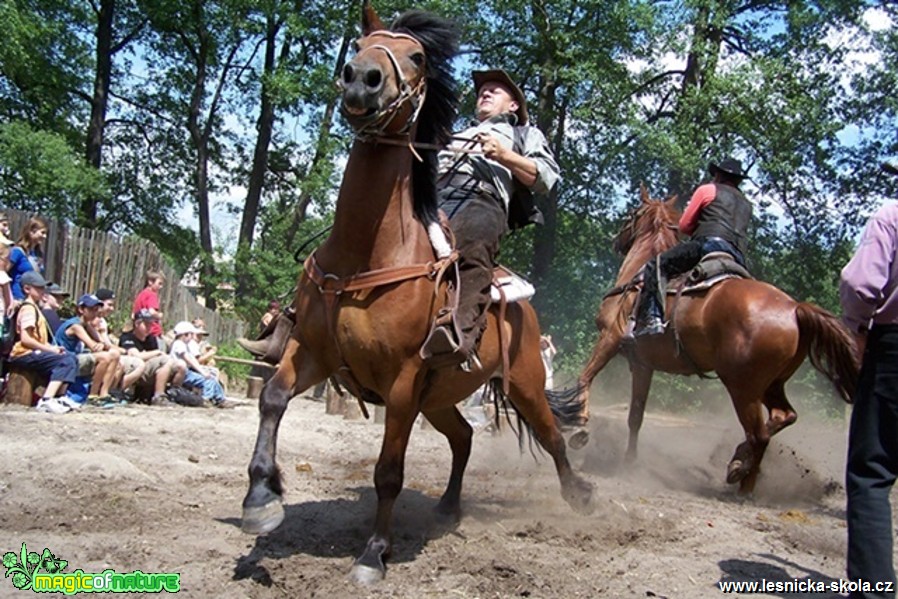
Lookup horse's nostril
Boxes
[365,69,382,90]
[342,64,355,84]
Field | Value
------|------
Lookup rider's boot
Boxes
[422,262,490,369]
[237,311,295,364]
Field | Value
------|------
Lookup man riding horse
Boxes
[629,157,752,338]
[241,69,561,368]
[421,69,560,368]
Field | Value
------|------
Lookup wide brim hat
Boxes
[882,162,898,176]
[709,158,748,180]
[472,69,529,125]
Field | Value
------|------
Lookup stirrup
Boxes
[420,326,466,367]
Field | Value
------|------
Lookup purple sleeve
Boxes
[840,210,897,331]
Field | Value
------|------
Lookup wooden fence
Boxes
[4,209,247,344]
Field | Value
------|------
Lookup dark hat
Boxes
[95,288,115,301]
[77,293,101,308]
[709,158,748,180]
[20,271,47,288]
[882,162,898,176]
[133,308,159,322]
[472,69,529,125]
[46,282,69,296]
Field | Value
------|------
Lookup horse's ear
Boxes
[362,1,386,35]
[639,182,650,204]
[665,194,678,207]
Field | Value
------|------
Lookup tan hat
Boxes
[472,69,528,125]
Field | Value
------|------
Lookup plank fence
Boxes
[4,209,247,345]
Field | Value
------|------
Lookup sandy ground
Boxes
[0,382,882,598]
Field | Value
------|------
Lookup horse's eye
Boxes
[410,52,424,67]
[352,39,361,53]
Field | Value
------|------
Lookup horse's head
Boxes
[613,183,680,256]
[340,2,457,143]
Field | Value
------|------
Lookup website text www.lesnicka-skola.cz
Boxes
[718,578,895,594]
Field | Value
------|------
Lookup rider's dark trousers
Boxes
[440,192,507,352]
[638,236,744,322]
[847,323,898,598]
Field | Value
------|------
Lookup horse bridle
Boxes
[345,31,427,140]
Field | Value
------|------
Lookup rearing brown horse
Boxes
[566,186,858,494]
[240,4,593,584]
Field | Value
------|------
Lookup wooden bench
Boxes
[2,366,47,406]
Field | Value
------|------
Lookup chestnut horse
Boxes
[240,4,593,584]
[565,187,858,494]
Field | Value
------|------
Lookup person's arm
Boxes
[477,126,560,193]
[678,184,716,235]
[67,323,104,353]
[840,210,896,349]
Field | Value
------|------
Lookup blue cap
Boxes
[77,294,101,308]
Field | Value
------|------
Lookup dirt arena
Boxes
[0,382,875,598]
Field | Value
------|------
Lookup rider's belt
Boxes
[438,174,503,204]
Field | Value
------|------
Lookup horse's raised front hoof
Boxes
[563,476,595,515]
[568,428,590,450]
[349,562,385,585]
[726,459,751,485]
[241,499,285,535]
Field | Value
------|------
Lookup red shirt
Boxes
[133,287,163,336]
[678,183,716,236]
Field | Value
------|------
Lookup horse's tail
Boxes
[483,379,542,458]
[795,302,860,403]
[546,383,588,429]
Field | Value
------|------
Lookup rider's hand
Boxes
[476,133,507,162]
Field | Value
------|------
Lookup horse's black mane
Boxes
[391,10,458,226]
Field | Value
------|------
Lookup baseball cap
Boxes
[133,308,159,321]
[46,282,70,296]
[95,288,116,301]
[77,294,102,308]
[173,321,200,336]
[20,271,47,288]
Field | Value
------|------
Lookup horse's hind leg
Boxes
[725,388,770,494]
[242,339,326,535]
[763,380,798,436]
[626,364,654,462]
[421,405,473,524]
[507,378,595,515]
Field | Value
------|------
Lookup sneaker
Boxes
[108,389,134,405]
[211,398,236,409]
[57,395,85,411]
[150,394,177,408]
[35,397,71,414]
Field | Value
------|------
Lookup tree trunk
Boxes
[238,16,287,250]
[82,0,115,228]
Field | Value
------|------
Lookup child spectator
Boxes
[55,294,121,404]
[170,321,233,408]
[0,244,13,336]
[8,216,49,300]
[132,271,165,342]
[40,283,70,335]
[119,309,184,405]
[94,288,144,399]
[261,300,280,332]
[6,271,78,414]
[540,334,557,390]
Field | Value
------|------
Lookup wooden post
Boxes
[245,376,263,400]
[374,405,386,423]
[4,369,44,406]
[343,397,363,420]
[325,386,345,415]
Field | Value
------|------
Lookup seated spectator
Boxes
[261,300,280,332]
[0,211,13,246]
[0,244,13,334]
[119,309,185,406]
[55,294,121,404]
[170,321,233,409]
[6,271,78,414]
[190,318,226,393]
[8,216,49,301]
[94,287,144,399]
[40,282,70,335]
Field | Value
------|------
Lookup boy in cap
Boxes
[55,293,121,404]
[6,271,78,413]
[119,309,184,405]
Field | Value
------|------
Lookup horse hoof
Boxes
[241,500,285,535]
[568,429,590,450]
[563,478,595,515]
[726,459,750,484]
[433,505,462,528]
[349,563,384,585]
